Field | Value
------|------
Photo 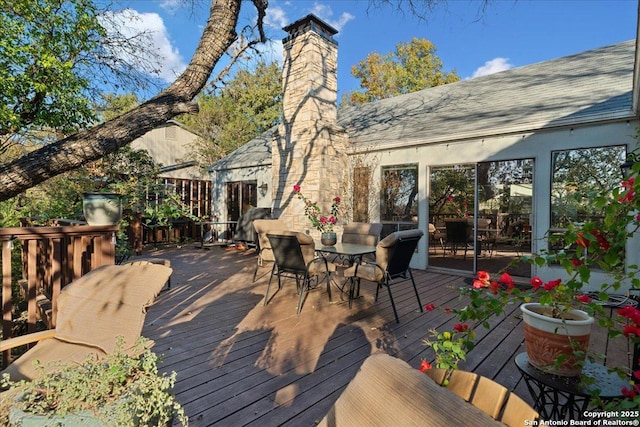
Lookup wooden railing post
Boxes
[0,224,118,367]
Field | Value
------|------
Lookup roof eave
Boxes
[347,110,637,154]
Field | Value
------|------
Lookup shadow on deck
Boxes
[141,245,631,427]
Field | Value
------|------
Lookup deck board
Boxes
[140,245,631,426]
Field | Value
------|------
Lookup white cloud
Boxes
[159,0,181,13]
[310,2,354,32]
[102,9,186,84]
[470,57,513,79]
[265,6,289,30]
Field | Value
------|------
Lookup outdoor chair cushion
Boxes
[2,263,172,382]
[344,229,424,282]
[254,219,289,263]
[319,353,503,426]
[341,222,383,246]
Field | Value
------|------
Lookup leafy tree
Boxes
[0,0,481,201]
[96,93,140,122]
[343,37,460,106]
[180,61,281,166]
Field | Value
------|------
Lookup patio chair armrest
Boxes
[352,261,384,276]
[0,329,56,352]
[308,256,335,273]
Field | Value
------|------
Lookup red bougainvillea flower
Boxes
[333,196,341,203]
[329,216,337,224]
[619,178,636,203]
[622,325,640,337]
[489,281,501,295]
[621,383,640,398]
[544,279,562,291]
[444,307,452,314]
[453,323,469,332]
[472,279,487,289]
[576,232,589,248]
[293,185,301,193]
[473,271,491,288]
[531,276,544,290]
[447,196,454,202]
[424,303,436,311]
[591,229,610,250]
[498,272,515,291]
[633,370,640,381]
[576,294,592,304]
[571,259,584,266]
[478,271,490,282]
[617,306,640,325]
[419,360,433,372]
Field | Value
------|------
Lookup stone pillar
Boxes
[272,15,348,235]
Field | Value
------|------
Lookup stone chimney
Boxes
[272,14,348,234]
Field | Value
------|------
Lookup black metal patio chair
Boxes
[344,229,424,323]
[266,232,334,314]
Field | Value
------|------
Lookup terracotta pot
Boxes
[520,302,594,377]
[321,232,337,246]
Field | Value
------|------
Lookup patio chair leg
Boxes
[347,277,357,309]
[264,264,277,306]
[385,282,400,323]
[252,263,260,282]
[409,270,423,313]
[326,272,332,303]
[297,274,309,314]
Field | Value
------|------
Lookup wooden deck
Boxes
[141,245,632,427]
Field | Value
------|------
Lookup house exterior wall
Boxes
[210,165,272,220]
[130,122,205,180]
[364,119,639,288]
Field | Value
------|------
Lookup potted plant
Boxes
[82,192,123,225]
[0,338,188,426]
[293,185,341,246]
[422,155,640,405]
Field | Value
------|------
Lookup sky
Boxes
[107,0,638,100]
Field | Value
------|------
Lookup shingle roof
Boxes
[338,40,635,150]
[209,126,277,171]
[212,40,635,170]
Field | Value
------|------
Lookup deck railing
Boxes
[0,224,118,367]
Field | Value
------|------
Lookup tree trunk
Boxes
[0,0,242,201]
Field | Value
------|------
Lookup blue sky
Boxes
[112,0,638,100]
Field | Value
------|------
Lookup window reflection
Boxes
[380,164,418,237]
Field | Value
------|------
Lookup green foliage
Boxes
[343,37,460,106]
[425,328,475,376]
[0,0,103,136]
[180,61,282,166]
[0,337,188,426]
[96,93,140,122]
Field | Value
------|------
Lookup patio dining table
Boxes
[314,241,377,304]
[314,241,377,264]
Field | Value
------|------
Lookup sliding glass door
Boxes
[429,159,534,278]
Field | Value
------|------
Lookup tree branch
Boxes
[0,0,244,201]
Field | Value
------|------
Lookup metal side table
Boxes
[515,352,628,421]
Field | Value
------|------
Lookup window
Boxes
[550,146,626,265]
[353,166,370,222]
[551,146,626,228]
[381,164,418,236]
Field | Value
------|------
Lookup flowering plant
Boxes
[420,155,640,409]
[293,185,341,233]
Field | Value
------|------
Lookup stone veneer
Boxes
[271,15,348,235]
